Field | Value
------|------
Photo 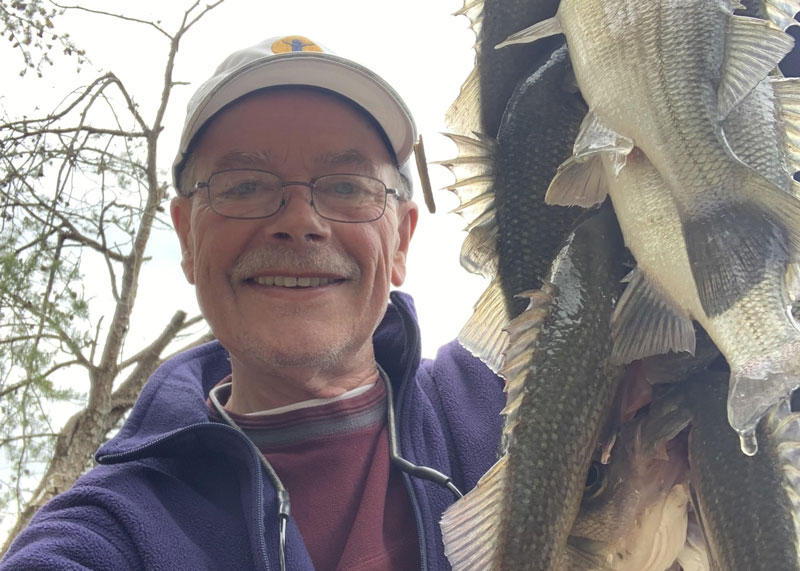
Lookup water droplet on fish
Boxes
[739,430,758,456]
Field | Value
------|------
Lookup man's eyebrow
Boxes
[314,149,378,172]
[214,150,273,171]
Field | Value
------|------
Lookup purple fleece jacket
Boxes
[1,292,504,570]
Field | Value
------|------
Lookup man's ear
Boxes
[170,196,196,285]
[391,201,419,287]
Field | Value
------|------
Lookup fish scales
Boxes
[441,205,628,570]
[502,0,800,451]
[502,0,800,318]
[604,146,800,454]
[494,44,587,318]
[448,0,561,136]
[442,43,587,367]
[682,372,800,570]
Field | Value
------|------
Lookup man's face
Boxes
[171,89,418,379]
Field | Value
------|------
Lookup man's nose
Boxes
[267,184,328,242]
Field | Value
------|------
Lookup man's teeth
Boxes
[252,276,334,287]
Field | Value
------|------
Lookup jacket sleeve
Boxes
[418,339,505,492]
[1,491,137,570]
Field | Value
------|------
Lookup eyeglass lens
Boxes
[207,170,388,222]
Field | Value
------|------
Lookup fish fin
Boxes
[545,113,632,206]
[453,0,483,30]
[458,277,509,374]
[440,132,497,184]
[498,285,556,453]
[640,392,694,452]
[446,0,484,134]
[683,170,800,317]
[573,112,635,160]
[500,285,556,419]
[545,155,609,207]
[611,267,696,364]
[460,223,499,277]
[771,77,800,176]
[727,339,800,454]
[496,16,563,49]
[441,455,509,571]
[446,67,484,134]
[718,15,795,119]
[440,132,500,277]
[765,0,800,31]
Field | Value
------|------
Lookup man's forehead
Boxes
[210,148,385,173]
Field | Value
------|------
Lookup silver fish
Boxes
[501,0,800,453]
[564,389,693,571]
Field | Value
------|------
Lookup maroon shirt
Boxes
[209,379,420,571]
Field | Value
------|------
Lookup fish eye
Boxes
[583,461,607,500]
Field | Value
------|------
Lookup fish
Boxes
[440,204,628,570]
[500,0,800,453]
[563,386,694,571]
[447,0,561,137]
[439,42,587,371]
[680,370,800,569]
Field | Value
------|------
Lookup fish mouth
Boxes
[247,274,345,288]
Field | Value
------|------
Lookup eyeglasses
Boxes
[190,169,398,223]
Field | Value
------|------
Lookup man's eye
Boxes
[330,181,358,195]
[223,182,262,197]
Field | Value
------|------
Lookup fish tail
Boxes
[441,455,510,571]
[683,168,800,318]
[728,338,800,455]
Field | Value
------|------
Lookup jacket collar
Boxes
[96,291,422,462]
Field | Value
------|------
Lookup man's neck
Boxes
[224,357,381,414]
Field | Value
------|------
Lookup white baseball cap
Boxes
[172,35,417,192]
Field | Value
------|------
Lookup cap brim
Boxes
[173,52,416,187]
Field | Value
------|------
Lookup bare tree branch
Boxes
[0,433,59,447]
[0,0,227,551]
[48,2,171,39]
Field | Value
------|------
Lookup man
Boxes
[1,36,503,570]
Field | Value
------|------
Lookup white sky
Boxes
[6,0,489,360]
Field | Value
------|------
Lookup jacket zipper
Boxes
[391,293,429,571]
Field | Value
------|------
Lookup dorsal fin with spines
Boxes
[438,132,512,370]
[447,0,485,134]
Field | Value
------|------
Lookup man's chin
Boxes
[233,334,348,371]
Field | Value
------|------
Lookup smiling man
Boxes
[2,36,503,571]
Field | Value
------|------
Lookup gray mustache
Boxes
[231,247,360,280]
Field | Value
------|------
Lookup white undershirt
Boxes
[242,382,377,416]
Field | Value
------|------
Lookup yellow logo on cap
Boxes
[272,36,323,54]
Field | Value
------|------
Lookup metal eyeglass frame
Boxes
[190,168,399,223]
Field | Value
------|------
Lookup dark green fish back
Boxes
[442,43,588,370]
[448,0,561,136]
[495,44,587,318]
[501,205,627,568]
[683,372,800,570]
[442,205,629,570]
